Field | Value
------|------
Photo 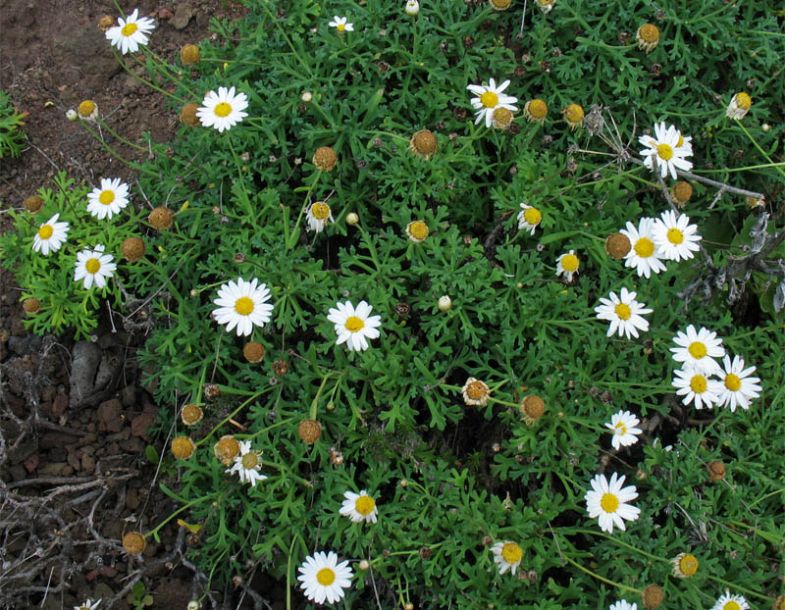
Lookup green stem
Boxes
[197,387,272,445]
[736,122,785,178]
[112,49,188,104]
[559,547,641,594]
[145,494,213,539]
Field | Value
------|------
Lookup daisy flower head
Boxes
[462,377,490,407]
[620,218,667,278]
[585,472,640,533]
[74,245,116,290]
[225,440,268,487]
[556,249,580,282]
[406,220,430,242]
[327,300,382,351]
[306,201,333,233]
[491,541,524,575]
[563,103,585,130]
[652,210,701,261]
[74,600,101,610]
[297,551,353,605]
[605,410,643,450]
[635,23,660,53]
[671,552,699,579]
[87,178,130,220]
[517,203,542,235]
[197,86,249,132]
[594,288,652,340]
[609,602,637,610]
[329,16,354,32]
[711,591,749,610]
[717,354,761,412]
[339,490,378,523]
[672,367,721,410]
[726,93,752,120]
[535,0,556,13]
[467,78,518,128]
[77,100,99,122]
[670,325,724,374]
[212,278,274,337]
[638,122,693,179]
[105,9,155,55]
[405,0,420,15]
[33,213,69,255]
[523,98,548,123]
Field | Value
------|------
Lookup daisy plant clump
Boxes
[2,0,784,608]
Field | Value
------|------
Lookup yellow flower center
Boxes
[677,135,685,147]
[639,23,659,43]
[345,316,365,332]
[408,220,429,241]
[234,296,255,315]
[466,380,488,400]
[355,495,376,516]
[311,202,331,220]
[690,374,708,393]
[615,422,628,435]
[725,603,741,610]
[38,225,54,239]
[600,493,619,513]
[527,99,548,119]
[687,341,707,359]
[560,253,579,272]
[501,542,523,565]
[241,452,259,469]
[724,373,741,392]
[735,92,752,110]
[85,258,101,274]
[316,567,336,586]
[99,190,115,205]
[480,91,499,108]
[337,23,346,32]
[78,100,96,117]
[667,228,684,245]
[634,237,655,258]
[214,102,232,118]
[564,103,584,124]
[523,207,542,226]
[614,303,632,321]
[678,554,699,577]
[656,143,674,161]
[121,22,138,37]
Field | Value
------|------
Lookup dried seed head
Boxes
[180,103,200,126]
[78,100,98,121]
[121,237,146,262]
[488,0,512,9]
[491,107,515,130]
[524,99,548,122]
[204,383,221,400]
[171,436,196,459]
[214,435,240,465]
[605,232,632,259]
[180,44,201,66]
[521,394,545,424]
[272,359,289,376]
[122,531,147,555]
[23,195,44,213]
[636,23,660,53]
[462,377,490,406]
[774,594,785,610]
[418,546,432,560]
[707,460,726,482]
[672,181,693,206]
[409,129,437,158]
[22,298,41,314]
[329,447,344,466]
[641,584,664,609]
[346,212,360,226]
[181,404,204,426]
[313,146,338,171]
[562,103,585,130]
[298,419,322,444]
[98,15,114,31]
[243,341,265,363]
[148,207,174,231]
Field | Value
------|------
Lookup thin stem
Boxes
[197,388,272,445]
[629,158,764,200]
[145,494,213,539]
[736,122,785,179]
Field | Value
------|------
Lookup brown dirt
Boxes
[0,2,260,609]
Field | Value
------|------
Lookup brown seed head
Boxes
[243,342,265,363]
[410,129,437,158]
[180,103,200,126]
[773,594,785,610]
[707,460,726,482]
[521,395,546,421]
[181,404,204,426]
[180,44,201,66]
[22,298,41,314]
[491,107,515,130]
[122,531,147,555]
[148,207,174,231]
[672,181,693,206]
[298,419,322,444]
[23,195,44,213]
[171,436,196,460]
[121,237,146,262]
[272,359,289,376]
[214,435,240,465]
[313,146,338,171]
[204,383,221,400]
[98,15,114,31]
[418,546,432,560]
[489,0,512,9]
[605,232,632,259]
[641,584,664,609]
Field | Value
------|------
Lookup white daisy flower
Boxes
[620,218,667,278]
[672,367,721,410]
[462,377,490,407]
[535,0,556,12]
[670,325,725,374]
[594,288,652,340]
[711,591,749,610]
[197,87,249,133]
[638,122,693,179]
[74,600,101,610]
[74,245,116,290]
[328,16,354,32]
[212,278,273,337]
[490,541,524,575]
[87,178,130,220]
[726,93,752,120]
[306,201,333,233]
[585,472,640,533]
[652,210,701,261]
[717,354,761,412]
[517,203,542,235]
[467,78,518,128]
[609,601,637,610]
[225,440,268,487]
[605,410,643,450]
[105,9,155,55]
[32,213,69,255]
[339,490,378,523]
[556,249,580,282]
[297,551,353,605]
[327,300,382,351]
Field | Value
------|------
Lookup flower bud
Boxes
[405,0,420,15]
[346,212,360,226]
[438,295,452,312]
